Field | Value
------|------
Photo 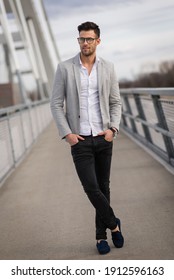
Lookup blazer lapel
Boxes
[73,54,81,100]
[98,59,103,99]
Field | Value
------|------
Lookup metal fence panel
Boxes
[120,88,174,172]
[21,110,33,149]
[161,99,174,146]
[9,114,25,162]
[0,100,52,184]
[0,119,14,180]
[30,107,39,140]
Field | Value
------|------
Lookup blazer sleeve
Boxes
[50,64,72,138]
[109,63,122,131]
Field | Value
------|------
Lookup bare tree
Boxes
[119,60,174,88]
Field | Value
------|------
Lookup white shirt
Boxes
[79,58,103,136]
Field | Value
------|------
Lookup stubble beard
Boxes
[81,47,95,57]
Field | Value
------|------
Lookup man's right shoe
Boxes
[111,218,124,248]
[96,240,110,254]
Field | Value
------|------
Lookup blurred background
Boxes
[43,0,174,88]
[0,0,174,107]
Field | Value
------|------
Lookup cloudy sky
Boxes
[43,0,174,81]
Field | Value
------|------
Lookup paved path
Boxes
[0,122,174,260]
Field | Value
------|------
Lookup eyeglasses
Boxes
[77,37,98,44]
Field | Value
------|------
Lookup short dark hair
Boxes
[78,21,100,38]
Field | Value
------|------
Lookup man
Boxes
[51,21,124,254]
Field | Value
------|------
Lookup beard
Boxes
[81,47,95,57]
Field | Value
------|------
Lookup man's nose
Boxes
[83,39,88,44]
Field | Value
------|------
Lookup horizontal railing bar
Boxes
[120,88,174,96]
[0,98,50,116]
[122,112,174,138]
[121,125,170,160]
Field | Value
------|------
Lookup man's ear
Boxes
[96,38,101,45]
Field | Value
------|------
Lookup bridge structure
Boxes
[0,0,174,260]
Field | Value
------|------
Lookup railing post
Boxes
[122,95,137,133]
[151,95,174,162]
[7,111,15,165]
[121,110,128,127]
[133,94,153,143]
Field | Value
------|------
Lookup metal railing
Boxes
[120,88,174,174]
[0,99,52,184]
[1,88,173,185]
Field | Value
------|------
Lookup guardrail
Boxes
[120,88,174,174]
[0,99,52,184]
[1,88,173,184]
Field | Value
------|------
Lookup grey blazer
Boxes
[50,53,121,139]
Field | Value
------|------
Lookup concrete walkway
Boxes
[0,122,174,260]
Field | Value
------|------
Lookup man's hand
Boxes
[98,129,114,142]
[66,133,85,146]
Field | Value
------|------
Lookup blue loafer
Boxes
[111,218,124,248]
[96,240,110,254]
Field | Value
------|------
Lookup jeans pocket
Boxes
[71,141,79,148]
[103,136,113,143]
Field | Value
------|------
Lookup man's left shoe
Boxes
[96,240,110,254]
[111,218,124,248]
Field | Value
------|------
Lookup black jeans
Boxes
[71,135,117,240]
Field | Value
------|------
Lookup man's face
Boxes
[78,30,100,57]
